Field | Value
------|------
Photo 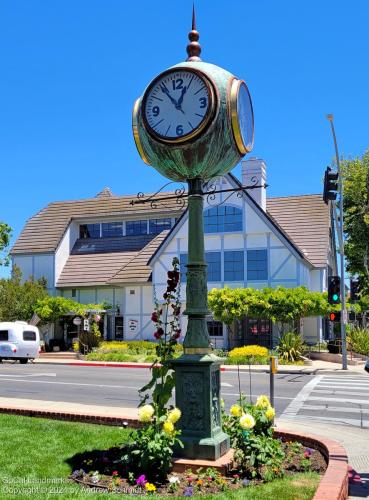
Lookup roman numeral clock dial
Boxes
[143,69,215,143]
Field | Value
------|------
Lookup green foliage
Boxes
[341,151,369,294]
[79,322,102,352]
[277,332,306,362]
[34,296,106,323]
[347,325,369,356]
[223,394,284,481]
[121,416,182,482]
[0,266,48,321]
[208,286,330,334]
[0,222,12,266]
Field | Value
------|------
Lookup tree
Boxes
[0,222,12,266]
[34,296,107,323]
[341,151,369,294]
[208,286,331,335]
[0,266,48,321]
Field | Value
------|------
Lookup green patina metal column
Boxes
[170,178,230,460]
[132,9,254,460]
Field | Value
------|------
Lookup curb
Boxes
[0,406,348,499]
[35,360,318,374]
[275,428,349,500]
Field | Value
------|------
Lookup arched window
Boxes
[204,205,243,233]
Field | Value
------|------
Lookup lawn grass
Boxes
[0,414,321,499]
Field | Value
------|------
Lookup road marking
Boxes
[288,414,369,427]
[0,373,56,378]
[221,382,233,387]
[312,389,369,398]
[301,405,369,415]
[0,377,139,390]
[280,375,322,418]
[307,395,369,405]
[221,392,294,400]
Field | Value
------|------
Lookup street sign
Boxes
[73,317,82,326]
[83,319,90,332]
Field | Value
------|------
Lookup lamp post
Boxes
[132,8,254,459]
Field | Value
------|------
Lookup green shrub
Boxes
[347,326,369,356]
[277,332,306,362]
[224,355,269,365]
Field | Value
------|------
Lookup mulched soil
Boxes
[69,440,327,496]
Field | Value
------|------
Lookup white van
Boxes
[0,321,40,364]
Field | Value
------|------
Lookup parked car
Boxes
[365,360,369,374]
[0,321,40,364]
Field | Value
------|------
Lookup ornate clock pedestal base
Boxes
[171,353,230,460]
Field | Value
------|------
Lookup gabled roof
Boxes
[11,191,184,255]
[267,194,330,268]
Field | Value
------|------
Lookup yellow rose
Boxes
[265,406,275,420]
[230,404,242,417]
[163,420,174,435]
[239,413,255,429]
[255,395,270,409]
[138,404,155,422]
[167,408,181,424]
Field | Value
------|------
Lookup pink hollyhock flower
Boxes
[136,474,147,486]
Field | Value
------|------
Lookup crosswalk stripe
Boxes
[308,395,369,405]
[317,382,369,388]
[288,414,369,427]
[312,389,369,398]
[301,404,369,415]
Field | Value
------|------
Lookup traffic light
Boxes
[350,279,360,302]
[328,311,341,322]
[328,275,341,304]
[323,167,339,204]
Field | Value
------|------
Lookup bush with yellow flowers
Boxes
[226,345,269,365]
[223,394,284,481]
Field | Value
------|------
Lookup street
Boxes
[0,363,367,427]
[0,362,310,415]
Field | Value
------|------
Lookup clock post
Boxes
[132,7,254,460]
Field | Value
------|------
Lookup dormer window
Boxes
[126,220,148,236]
[80,224,100,239]
[149,218,172,234]
[102,222,123,237]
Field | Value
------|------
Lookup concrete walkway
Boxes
[277,417,369,499]
[34,357,367,374]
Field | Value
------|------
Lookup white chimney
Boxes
[241,158,267,211]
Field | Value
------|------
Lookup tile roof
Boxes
[267,194,330,267]
[57,231,168,287]
[11,192,184,255]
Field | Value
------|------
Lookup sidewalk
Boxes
[34,357,367,374]
[277,417,369,499]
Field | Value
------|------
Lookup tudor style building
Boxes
[11,159,336,348]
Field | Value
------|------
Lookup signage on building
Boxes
[128,319,138,332]
[83,319,90,332]
[73,317,82,326]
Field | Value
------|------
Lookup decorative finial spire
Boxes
[186,4,202,61]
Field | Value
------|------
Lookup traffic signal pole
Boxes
[327,115,348,370]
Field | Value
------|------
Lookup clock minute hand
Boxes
[160,84,178,107]
[177,86,187,107]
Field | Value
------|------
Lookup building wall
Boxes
[12,253,55,293]
[55,221,79,285]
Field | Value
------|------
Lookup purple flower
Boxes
[184,486,194,496]
[304,447,313,458]
[242,479,250,487]
[136,474,147,486]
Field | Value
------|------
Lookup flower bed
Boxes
[70,440,326,496]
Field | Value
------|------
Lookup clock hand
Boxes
[160,84,178,107]
[177,86,187,107]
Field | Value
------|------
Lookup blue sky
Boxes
[1,0,368,277]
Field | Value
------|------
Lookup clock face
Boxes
[237,82,254,152]
[143,69,214,142]
[230,79,254,155]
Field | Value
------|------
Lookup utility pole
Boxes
[327,114,348,370]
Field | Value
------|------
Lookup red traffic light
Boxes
[329,311,341,322]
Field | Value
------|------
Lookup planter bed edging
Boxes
[0,406,348,499]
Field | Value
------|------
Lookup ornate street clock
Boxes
[133,10,254,180]
[132,8,255,462]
